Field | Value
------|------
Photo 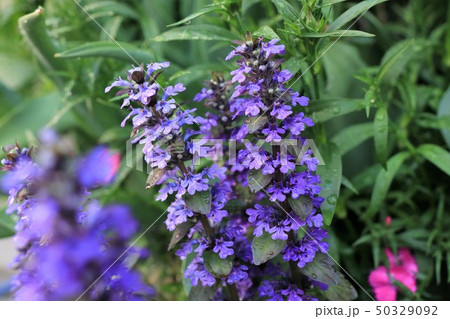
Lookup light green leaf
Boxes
[302,30,374,38]
[328,0,388,32]
[203,251,233,277]
[84,1,139,19]
[323,272,358,301]
[299,253,339,285]
[153,25,236,42]
[271,0,299,22]
[332,122,373,155]
[374,107,388,166]
[437,87,450,148]
[55,41,154,63]
[253,25,280,39]
[168,7,223,27]
[316,144,342,225]
[417,144,450,176]
[309,98,365,123]
[251,232,286,265]
[366,152,410,217]
[248,170,273,193]
[183,190,212,215]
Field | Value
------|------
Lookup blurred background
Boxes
[0,0,449,300]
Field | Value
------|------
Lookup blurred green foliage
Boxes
[0,0,449,300]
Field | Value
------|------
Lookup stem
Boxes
[227,283,239,301]
[199,214,213,237]
[288,230,303,287]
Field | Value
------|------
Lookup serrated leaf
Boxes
[417,144,450,176]
[251,232,286,265]
[332,122,373,155]
[203,251,232,277]
[168,220,196,251]
[153,25,236,42]
[323,272,358,301]
[437,87,450,148]
[55,41,154,63]
[366,152,410,218]
[374,107,388,167]
[327,0,388,32]
[316,144,342,225]
[168,7,223,27]
[299,253,339,285]
[271,0,299,22]
[248,170,273,192]
[246,116,268,134]
[309,98,365,123]
[288,196,313,220]
[145,167,166,189]
[302,30,374,38]
[183,190,212,214]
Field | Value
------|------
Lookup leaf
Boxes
[366,152,410,217]
[377,40,417,86]
[417,144,450,176]
[331,122,373,155]
[437,87,450,148]
[251,232,286,265]
[55,41,154,63]
[309,98,365,123]
[320,0,347,7]
[271,0,299,22]
[183,190,212,215]
[374,107,388,167]
[153,25,236,42]
[84,1,139,19]
[327,0,388,32]
[145,168,166,189]
[284,57,306,77]
[299,253,339,285]
[288,196,313,220]
[168,220,196,251]
[167,7,223,27]
[223,198,246,214]
[203,251,232,277]
[302,30,374,38]
[248,170,273,192]
[0,209,16,239]
[169,63,224,86]
[316,144,342,225]
[246,116,268,133]
[253,25,280,40]
[323,272,358,301]
[187,284,217,301]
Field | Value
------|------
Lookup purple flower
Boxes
[213,238,234,259]
[77,146,120,189]
[262,123,285,142]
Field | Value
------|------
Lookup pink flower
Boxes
[368,248,418,301]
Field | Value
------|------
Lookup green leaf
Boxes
[332,122,373,155]
[246,116,268,134]
[55,41,154,63]
[223,199,246,214]
[309,98,365,123]
[248,170,273,193]
[417,144,450,176]
[0,209,16,239]
[203,251,233,277]
[251,232,286,265]
[288,196,313,220]
[316,144,342,225]
[271,0,299,22]
[366,152,410,217]
[327,0,388,32]
[437,87,450,148]
[320,0,347,7]
[169,63,223,86]
[299,253,339,285]
[168,220,196,251]
[183,190,212,215]
[253,25,280,40]
[323,272,358,301]
[145,167,167,189]
[187,284,217,301]
[374,107,388,166]
[284,57,306,77]
[153,25,236,42]
[302,30,374,38]
[167,7,223,27]
[84,1,139,19]
[377,40,417,86]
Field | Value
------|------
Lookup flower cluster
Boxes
[1,131,153,300]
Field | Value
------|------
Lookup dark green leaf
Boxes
[316,144,342,225]
[153,25,236,42]
[302,30,374,38]
[169,63,224,86]
[183,190,212,214]
[327,0,388,32]
[145,168,167,189]
[299,253,339,285]
[271,0,299,22]
[374,107,388,166]
[332,122,373,155]
[55,41,154,63]
[288,196,313,220]
[366,152,410,217]
[323,272,358,301]
[84,1,139,19]
[246,116,268,134]
[167,6,223,27]
[188,284,217,301]
[309,98,365,123]
[248,170,273,192]
[437,88,450,148]
[0,208,16,239]
[251,232,286,265]
[417,144,450,176]
[168,220,196,251]
[223,198,246,214]
[203,251,233,277]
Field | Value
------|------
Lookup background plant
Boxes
[0,0,449,300]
